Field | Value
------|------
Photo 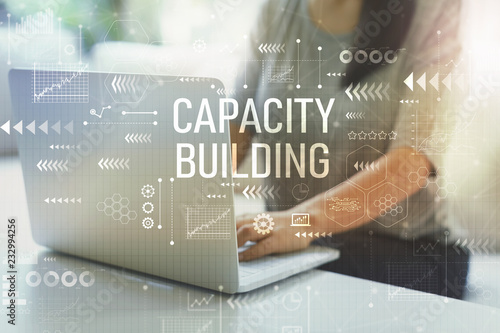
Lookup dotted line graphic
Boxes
[170,178,174,245]
[83,121,157,126]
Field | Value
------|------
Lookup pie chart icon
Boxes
[292,183,310,201]
[282,291,302,311]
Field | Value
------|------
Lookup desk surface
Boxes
[1,156,500,333]
[1,252,500,333]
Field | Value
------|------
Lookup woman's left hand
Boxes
[236,210,313,261]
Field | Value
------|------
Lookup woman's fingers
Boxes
[236,211,310,261]
[236,223,268,247]
[238,237,276,262]
[236,214,256,230]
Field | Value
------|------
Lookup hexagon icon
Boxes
[104,20,149,60]
[105,62,150,104]
[104,206,113,216]
[120,215,131,225]
[324,182,365,227]
[112,211,121,221]
[128,210,138,221]
[120,197,130,207]
[98,193,136,224]
[112,193,122,202]
[408,166,430,188]
[96,202,106,212]
[112,202,121,212]
[120,206,130,217]
[408,171,419,183]
[417,166,430,179]
[104,198,113,207]
[367,182,408,228]
[346,145,387,190]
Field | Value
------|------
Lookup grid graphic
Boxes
[414,109,449,154]
[267,64,295,83]
[38,296,79,324]
[413,108,476,155]
[186,206,232,240]
[33,63,89,103]
[160,317,213,333]
[387,263,438,301]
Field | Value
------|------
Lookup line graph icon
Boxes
[387,264,438,300]
[413,238,441,256]
[90,105,111,118]
[187,292,216,312]
[445,58,464,68]
[186,206,232,240]
[412,108,463,155]
[267,64,294,83]
[33,63,89,103]
[37,297,79,324]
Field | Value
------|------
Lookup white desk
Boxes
[1,156,500,332]
[1,251,499,333]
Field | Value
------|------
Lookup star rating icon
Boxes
[347,130,397,140]
[348,131,357,140]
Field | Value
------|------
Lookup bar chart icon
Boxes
[15,8,54,35]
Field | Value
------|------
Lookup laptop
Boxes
[8,67,339,293]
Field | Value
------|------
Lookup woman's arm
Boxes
[236,146,431,261]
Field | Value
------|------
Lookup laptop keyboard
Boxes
[236,245,339,290]
[239,256,280,278]
[237,242,335,279]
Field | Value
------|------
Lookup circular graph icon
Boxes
[282,291,302,311]
[292,183,310,201]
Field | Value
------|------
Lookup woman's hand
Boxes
[236,209,314,261]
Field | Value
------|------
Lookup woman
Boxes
[231,0,469,299]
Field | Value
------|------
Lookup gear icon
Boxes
[141,184,155,198]
[142,217,154,229]
[253,213,274,235]
[193,39,206,53]
[142,202,154,214]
